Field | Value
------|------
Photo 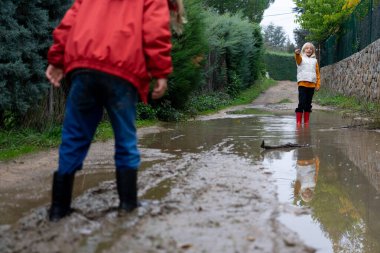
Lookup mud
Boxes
[0,81,340,252]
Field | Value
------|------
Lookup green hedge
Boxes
[264,51,296,81]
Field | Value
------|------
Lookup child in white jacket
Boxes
[294,42,320,126]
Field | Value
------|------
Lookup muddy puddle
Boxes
[150,109,380,252]
[1,107,380,253]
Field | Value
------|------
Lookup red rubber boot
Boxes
[296,112,302,126]
[304,112,310,125]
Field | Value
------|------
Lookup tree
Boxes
[0,0,70,128]
[162,0,207,110]
[342,0,361,9]
[293,27,309,49]
[204,11,263,94]
[1,0,48,127]
[263,23,287,50]
[285,38,296,53]
[293,0,360,42]
[203,0,275,23]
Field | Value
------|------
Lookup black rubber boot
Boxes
[116,169,138,212]
[49,171,75,222]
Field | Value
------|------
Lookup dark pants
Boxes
[295,86,315,113]
[58,70,140,175]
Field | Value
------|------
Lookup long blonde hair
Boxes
[168,0,186,35]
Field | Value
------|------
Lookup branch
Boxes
[260,140,309,149]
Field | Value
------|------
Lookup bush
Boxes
[187,92,230,112]
[227,72,242,98]
[137,103,156,120]
[264,51,296,81]
[156,100,184,122]
[164,0,207,109]
[203,11,264,93]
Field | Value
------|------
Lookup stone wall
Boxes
[320,39,380,102]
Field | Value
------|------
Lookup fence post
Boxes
[318,43,321,65]
[369,0,373,43]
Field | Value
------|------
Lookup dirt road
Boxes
[0,81,317,253]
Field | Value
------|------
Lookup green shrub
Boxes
[156,100,184,122]
[165,0,207,109]
[204,11,264,92]
[264,51,296,81]
[227,72,242,98]
[137,103,157,120]
[187,92,230,112]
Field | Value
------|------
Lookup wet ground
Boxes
[1,81,380,253]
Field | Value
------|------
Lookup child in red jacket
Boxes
[46,0,184,222]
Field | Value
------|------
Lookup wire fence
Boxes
[320,0,380,67]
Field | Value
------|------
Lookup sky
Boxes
[260,0,299,43]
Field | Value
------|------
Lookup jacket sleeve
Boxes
[316,62,321,89]
[142,0,173,78]
[47,0,83,68]
[295,53,302,65]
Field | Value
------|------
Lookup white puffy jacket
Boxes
[296,56,317,83]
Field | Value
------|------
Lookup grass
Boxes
[314,88,380,127]
[265,50,294,57]
[278,98,292,103]
[227,108,272,115]
[0,126,61,161]
[0,78,276,162]
[187,77,276,116]
[314,88,362,110]
[0,119,158,161]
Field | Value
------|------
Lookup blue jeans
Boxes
[58,70,140,175]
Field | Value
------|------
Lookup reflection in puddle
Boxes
[263,149,332,252]
[278,213,332,253]
[261,111,380,253]
[263,150,296,203]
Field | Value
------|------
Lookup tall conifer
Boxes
[0,0,70,127]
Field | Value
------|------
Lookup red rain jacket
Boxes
[47,0,173,102]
